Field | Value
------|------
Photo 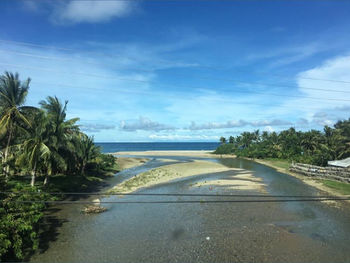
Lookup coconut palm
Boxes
[17,111,51,186]
[333,119,350,159]
[75,135,99,175]
[219,136,227,144]
[39,96,79,179]
[39,96,79,142]
[0,72,32,177]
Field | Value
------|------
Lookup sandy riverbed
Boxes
[192,172,266,192]
[110,158,264,194]
[116,157,149,170]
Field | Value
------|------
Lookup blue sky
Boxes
[0,0,349,142]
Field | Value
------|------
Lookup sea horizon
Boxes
[95,142,220,153]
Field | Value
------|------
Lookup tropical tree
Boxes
[219,136,227,144]
[333,119,350,159]
[300,130,322,154]
[74,135,99,175]
[229,136,235,144]
[39,96,79,181]
[17,111,50,187]
[0,72,31,177]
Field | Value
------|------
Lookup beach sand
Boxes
[116,157,149,170]
[192,172,266,193]
[110,158,265,194]
[111,159,242,194]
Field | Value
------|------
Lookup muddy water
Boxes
[30,157,350,263]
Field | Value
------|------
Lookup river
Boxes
[30,156,350,263]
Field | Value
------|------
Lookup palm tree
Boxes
[0,72,31,177]
[39,96,79,180]
[219,136,227,144]
[301,130,322,154]
[17,111,51,187]
[39,96,79,142]
[75,135,99,175]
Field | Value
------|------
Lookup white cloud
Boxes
[80,123,116,133]
[263,126,274,133]
[187,119,292,130]
[149,134,219,141]
[120,117,176,132]
[23,0,136,24]
[246,42,325,67]
[269,54,350,125]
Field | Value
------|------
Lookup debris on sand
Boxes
[83,205,107,214]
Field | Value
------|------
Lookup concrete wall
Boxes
[290,163,350,183]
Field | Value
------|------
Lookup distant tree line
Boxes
[215,120,350,166]
[0,72,116,260]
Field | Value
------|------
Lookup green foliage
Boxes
[261,158,291,170]
[215,120,350,166]
[219,136,227,144]
[213,143,236,154]
[321,179,350,195]
[0,183,53,260]
[0,72,117,261]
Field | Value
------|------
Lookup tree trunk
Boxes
[3,125,13,179]
[81,162,86,175]
[43,171,51,186]
[30,161,37,187]
[43,175,48,186]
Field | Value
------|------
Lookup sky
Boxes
[0,0,349,142]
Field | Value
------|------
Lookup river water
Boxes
[30,156,350,263]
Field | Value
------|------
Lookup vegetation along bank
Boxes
[214,122,350,196]
[0,72,118,261]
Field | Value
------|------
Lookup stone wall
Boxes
[290,163,350,183]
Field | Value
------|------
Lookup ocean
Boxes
[95,142,220,153]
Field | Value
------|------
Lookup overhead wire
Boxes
[1,48,350,95]
[1,38,350,86]
[1,63,350,103]
[1,191,349,199]
[3,197,350,204]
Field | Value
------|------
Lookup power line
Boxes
[3,197,350,204]
[2,48,350,95]
[30,80,342,110]
[1,63,350,103]
[30,80,347,112]
[14,0,296,1]
[1,38,350,86]
[2,191,348,199]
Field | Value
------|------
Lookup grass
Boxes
[110,168,178,193]
[258,158,291,170]
[321,179,350,195]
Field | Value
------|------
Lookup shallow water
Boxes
[30,157,350,263]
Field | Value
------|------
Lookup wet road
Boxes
[30,156,350,263]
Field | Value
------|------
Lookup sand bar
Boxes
[116,157,149,170]
[110,159,265,194]
[110,159,241,194]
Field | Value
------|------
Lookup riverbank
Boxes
[249,158,350,199]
